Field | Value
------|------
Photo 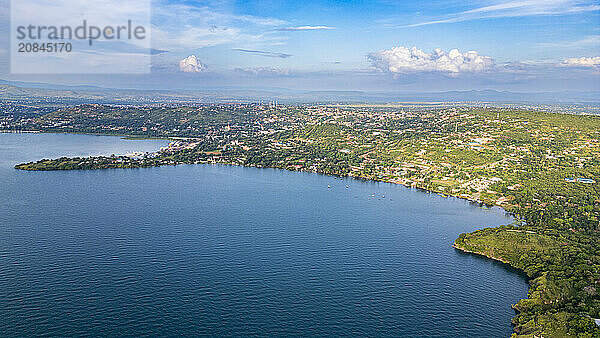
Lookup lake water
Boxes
[0,133,529,337]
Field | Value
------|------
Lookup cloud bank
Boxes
[561,56,600,69]
[235,67,290,76]
[179,55,207,73]
[368,46,494,75]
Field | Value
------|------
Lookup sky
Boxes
[0,0,599,92]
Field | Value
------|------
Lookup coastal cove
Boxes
[0,132,530,337]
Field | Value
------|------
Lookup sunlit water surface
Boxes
[0,133,529,337]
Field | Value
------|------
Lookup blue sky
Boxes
[1,0,599,92]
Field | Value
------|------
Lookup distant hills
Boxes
[0,79,598,104]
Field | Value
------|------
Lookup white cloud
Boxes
[368,46,494,75]
[561,56,600,68]
[399,0,600,28]
[235,67,290,76]
[276,26,334,31]
[179,55,207,73]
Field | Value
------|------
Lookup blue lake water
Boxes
[0,133,529,337]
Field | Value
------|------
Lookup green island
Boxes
[6,103,600,337]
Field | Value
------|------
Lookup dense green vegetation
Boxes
[455,226,599,337]
[10,103,600,337]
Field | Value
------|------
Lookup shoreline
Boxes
[452,243,513,267]
[0,129,172,140]
[10,130,533,334]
